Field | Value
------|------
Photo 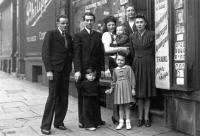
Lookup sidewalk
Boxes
[0,71,188,136]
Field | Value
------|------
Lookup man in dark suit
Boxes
[73,12,105,130]
[41,15,73,135]
[123,4,136,36]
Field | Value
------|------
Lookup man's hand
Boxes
[47,71,53,80]
[74,71,81,82]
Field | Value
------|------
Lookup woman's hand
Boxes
[132,88,136,96]
[105,89,113,94]
[118,47,130,54]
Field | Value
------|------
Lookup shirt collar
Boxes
[85,27,92,34]
[58,27,62,35]
[139,30,146,37]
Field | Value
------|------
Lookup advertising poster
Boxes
[155,0,170,89]
[25,0,56,56]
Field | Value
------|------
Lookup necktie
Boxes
[62,32,68,49]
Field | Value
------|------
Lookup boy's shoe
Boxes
[85,127,96,131]
[97,121,106,128]
[126,120,132,130]
[41,129,51,135]
[116,119,124,130]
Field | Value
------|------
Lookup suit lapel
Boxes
[82,29,94,53]
[55,29,65,46]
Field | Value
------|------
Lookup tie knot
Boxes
[62,32,65,37]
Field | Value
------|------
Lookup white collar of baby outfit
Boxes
[116,65,127,69]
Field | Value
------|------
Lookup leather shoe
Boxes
[111,116,119,125]
[97,121,106,128]
[54,125,67,130]
[144,120,151,127]
[78,123,84,128]
[99,120,106,125]
[41,129,51,135]
[137,120,144,127]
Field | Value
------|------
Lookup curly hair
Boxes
[102,15,117,33]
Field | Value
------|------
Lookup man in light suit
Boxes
[73,12,105,130]
[41,15,73,135]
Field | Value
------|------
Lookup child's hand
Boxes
[105,89,112,94]
[132,89,136,96]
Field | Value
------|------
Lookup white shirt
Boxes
[102,32,117,59]
[58,27,62,35]
[84,27,92,34]
[129,21,135,32]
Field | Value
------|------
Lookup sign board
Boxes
[25,0,55,56]
[155,0,170,89]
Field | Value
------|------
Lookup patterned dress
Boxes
[112,65,136,104]
[130,30,156,98]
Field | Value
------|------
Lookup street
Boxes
[0,71,188,136]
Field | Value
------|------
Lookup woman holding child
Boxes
[101,15,130,124]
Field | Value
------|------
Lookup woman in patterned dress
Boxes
[106,52,136,130]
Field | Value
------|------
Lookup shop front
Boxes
[70,0,200,135]
[155,0,200,135]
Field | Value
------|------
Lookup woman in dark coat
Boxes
[130,14,156,127]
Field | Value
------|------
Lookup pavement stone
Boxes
[0,72,189,136]
[0,119,28,129]
[1,127,38,136]
[0,111,39,120]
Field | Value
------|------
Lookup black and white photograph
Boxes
[0,0,199,136]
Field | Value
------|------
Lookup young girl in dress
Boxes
[106,52,136,130]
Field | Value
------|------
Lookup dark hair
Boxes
[82,12,95,21]
[116,51,127,60]
[56,15,68,22]
[102,15,117,33]
[85,66,96,74]
[125,3,135,10]
[134,13,149,30]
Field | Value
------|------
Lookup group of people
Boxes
[40,4,156,135]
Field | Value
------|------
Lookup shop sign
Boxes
[26,0,53,27]
[120,0,128,5]
[155,0,170,89]
[174,41,185,61]
[85,0,107,10]
[175,62,185,85]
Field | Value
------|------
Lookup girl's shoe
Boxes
[85,127,96,131]
[144,120,151,127]
[126,119,132,130]
[116,119,124,130]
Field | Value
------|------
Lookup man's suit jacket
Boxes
[73,29,105,76]
[123,21,136,36]
[42,29,73,73]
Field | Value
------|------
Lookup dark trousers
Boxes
[41,71,69,130]
[83,96,102,128]
[109,59,119,123]
[77,87,102,127]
